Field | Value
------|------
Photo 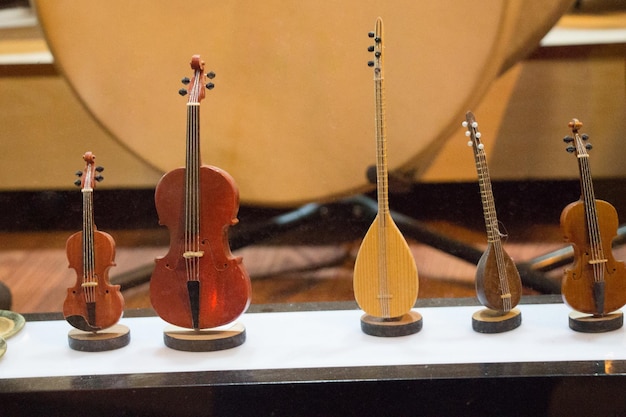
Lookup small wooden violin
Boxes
[63,152,124,332]
[560,118,626,315]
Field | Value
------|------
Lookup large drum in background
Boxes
[35,0,572,206]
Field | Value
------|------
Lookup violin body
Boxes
[560,199,626,315]
[64,229,122,332]
[475,242,522,311]
[150,165,251,329]
[353,213,418,318]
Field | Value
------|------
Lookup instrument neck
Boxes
[576,138,604,261]
[374,74,389,218]
[81,187,95,281]
[473,146,501,246]
[185,103,202,245]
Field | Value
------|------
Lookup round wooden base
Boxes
[163,322,246,352]
[360,311,422,337]
[569,311,623,333]
[68,324,130,352]
[472,308,521,334]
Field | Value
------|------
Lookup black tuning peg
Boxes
[181,77,190,85]
[95,166,104,172]
[74,179,82,187]
[566,146,576,153]
[368,31,375,38]
[178,88,188,96]
[95,175,104,182]
[75,170,83,177]
[367,61,374,67]
[563,136,574,143]
[367,45,374,52]
[581,134,589,141]
[206,82,215,90]
[207,71,216,79]
[374,51,381,58]
[585,143,593,150]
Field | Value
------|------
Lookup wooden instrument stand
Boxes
[360,311,422,337]
[163,322,246,352]
[568,311,623,333]
[67,324,130,352]
[472,308,522,334]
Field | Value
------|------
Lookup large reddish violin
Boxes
[150,55,251,330]
[64,152,124,332]
[561,118,626,315]
[463,111,522,312]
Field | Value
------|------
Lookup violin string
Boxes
[185,71,202,284]
[577,133,604,285]
[83,175,95,304]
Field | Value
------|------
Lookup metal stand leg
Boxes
[113,194,561,294]
[0,281,12,310]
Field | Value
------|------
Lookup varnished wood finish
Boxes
[463,112,522,312]
[353,18,418,319]
[150,56,251,330]
[63,153,124,331]
[561,119,626,315]
[354,215,419,317]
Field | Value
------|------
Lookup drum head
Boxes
[35,0,569,205]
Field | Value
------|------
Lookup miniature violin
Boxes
[150,55,251,330]
[560,118,626,315]
[63,152,124,332]
[353,18,418,319]
[463,112,522,312]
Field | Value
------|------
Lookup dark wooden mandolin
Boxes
[560,118,626,316]
[64,152,124,332]
[463,112,522,312]
[150,55,251,330]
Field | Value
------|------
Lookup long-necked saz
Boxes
[150,55,251,330]
[463,112,522,313]
[64,152,124,332]
[353,18,418,319]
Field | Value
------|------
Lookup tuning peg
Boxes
[566,146,576,153]
[95,175,104,182]
[368,45,375,52]
[585,143,593,150]
[563,136,574,143]
[178,88,188,96]
[206,82,215,90]
[581,134,589,141]
[74,179,82,187]
[368,31,375,38]
[75,170,83,177]
[367,61,374,67]
[95,166,104,172]
[207,71,216,79]
[181,77,190,85]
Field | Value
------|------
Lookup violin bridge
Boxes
[183,251,205,259]
[81,281,98,288]
[500,293,511,299]
[588,259,608,265]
